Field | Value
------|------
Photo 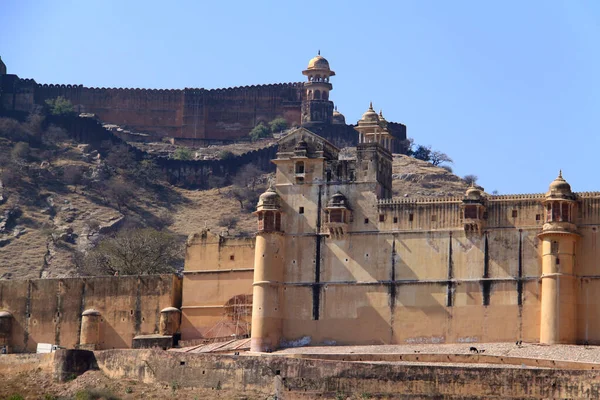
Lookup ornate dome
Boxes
[307,54,330,70]
[332,106,345,125]
[303,52,335,76]
[257,186,281,210]
[547,170,573,198]
[359,102,379,124]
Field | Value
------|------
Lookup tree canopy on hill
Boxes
[45,96,74,116]
[78,228,180,276]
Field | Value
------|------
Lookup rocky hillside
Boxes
[0,114,469,280]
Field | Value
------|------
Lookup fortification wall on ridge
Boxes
[1,77,305,141]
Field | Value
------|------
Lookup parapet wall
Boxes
[0,275,181,352]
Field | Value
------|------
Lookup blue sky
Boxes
[1,0,599,194]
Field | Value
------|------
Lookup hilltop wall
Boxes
[41,114,277,188]
[0,74,304,141]
[0,275,181,352]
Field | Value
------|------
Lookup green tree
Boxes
[172,147,194,160]
[412,145,431,162]
[45,96,74,116]
[268,117,288,133]
[249,123,270,142]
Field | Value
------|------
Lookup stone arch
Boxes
[314,90,321,100]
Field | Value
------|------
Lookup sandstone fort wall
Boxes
[1,75,304,141]
[180,231,254,343]
[0,275,181,352]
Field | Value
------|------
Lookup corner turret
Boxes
[538,171,579,345]
[250,186,285,352]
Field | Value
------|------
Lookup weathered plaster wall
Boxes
[93,350,600,399]
[181,232,254,342]
[0,275,181,352]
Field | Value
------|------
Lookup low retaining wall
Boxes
[93,349,600,399]
[0,349,96,382]
[286,352,600,371]
[0,353,54,375]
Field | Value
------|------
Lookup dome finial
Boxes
[559,169,563,179]
[379,109,383,117]
[334,105,337,111]
[318,49,320,56]
[369,101,373,110]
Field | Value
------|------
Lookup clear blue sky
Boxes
[1,0,599,194]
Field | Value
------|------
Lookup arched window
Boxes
[257,213,264,231]
[314,90,321,100]
[561,203,570,222]
[323,91,328,100]
[295,161,305,174]
[308,90,313,100]
[264,211,274,232]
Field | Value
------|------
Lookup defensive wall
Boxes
[180,231,254,344]
[0,110,278,188]
[267,191,600,346]
[0,275,181,352]
[0,72,304,142]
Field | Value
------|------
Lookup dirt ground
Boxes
[0,369,265,400]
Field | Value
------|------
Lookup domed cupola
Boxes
[461,183,486,233]
[358,102,380,126]
[332,106,346,125]
[304,52,335,76]
[256,186,281,212]
[540,171,578,234]
[327,191,349,208]
[323,191,351,238]
[255,186,283,233]
[546,170,575,200]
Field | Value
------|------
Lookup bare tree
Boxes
[430,151,453,166]
[79,228,180,276]
[104,177,133,212]
[463,174,479,185]
[228,164,266,211]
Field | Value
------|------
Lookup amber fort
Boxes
[3,53,600,398]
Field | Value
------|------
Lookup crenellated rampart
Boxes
[2,75,305,141]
